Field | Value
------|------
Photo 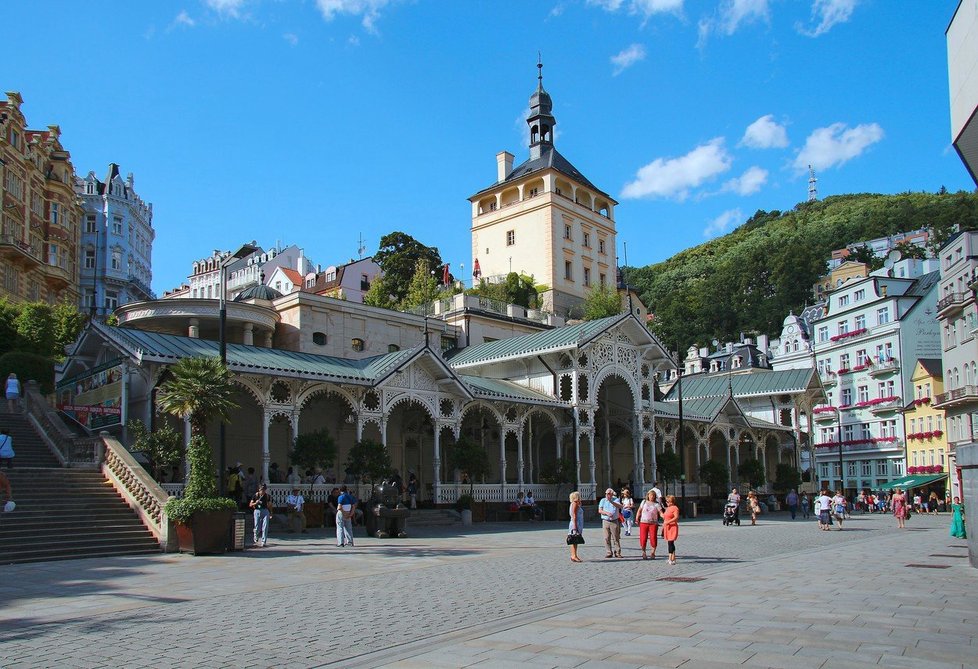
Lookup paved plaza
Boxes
[0,511,974,668]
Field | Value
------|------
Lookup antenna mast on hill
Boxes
[808,165,818,202]
[357,233,366,259]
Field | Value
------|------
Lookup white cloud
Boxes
[316,0,395,34]
[698,0,769,45]
[704,209,743,238]
[740,114,789,149]
[283,32,299,46]
[587,0,683,19]
[611,44,646,76]
[621,138,732,200]
[799,0,859,37]
[723,166,768,196]
[793,122,884,173]
[173,10,195,27]
[205,0,246,18]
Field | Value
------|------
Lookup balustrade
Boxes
[102,435,169,543]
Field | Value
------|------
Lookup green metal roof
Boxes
[663,368,818,401]
[101,325,421,384]
[447,314,627,368]
[652,398,725,422]
[461,376,567,407]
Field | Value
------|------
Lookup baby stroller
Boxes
[723,501,740,526]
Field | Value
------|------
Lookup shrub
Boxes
[163,435,236,523]
[0,351,55,394]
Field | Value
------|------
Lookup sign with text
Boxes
[56,359,126,430]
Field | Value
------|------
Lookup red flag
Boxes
[442,263,450,285]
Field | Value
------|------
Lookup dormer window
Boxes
[732,356,743,369]
[351,338,364,352]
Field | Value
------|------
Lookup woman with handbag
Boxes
[0,429,14,469]
[567,490,584,563]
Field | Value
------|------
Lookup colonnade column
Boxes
[498,430,506,486]
[587,431,596,486]
[261,411,270,484]
[574,433,581,487]
[516,431,524,487]
[355,418,363,442]
[634,415,645,489]
[381,420,388,448]
[432,427,441,505]
[243,322,254,346]
[526,418,534,484]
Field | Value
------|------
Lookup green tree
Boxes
[128,418,182,482]
[372,231,443,306]
[737,458,766,489]
[362,274,398,310]
[772,463,801,492]
[346,439,391,485]
[14,302,54,357]
[656,450,682,494]
[0,298,21,358]
[450,435,493,495]
[698,459,730,497]
[399,258,440,310]
[52,301,87,358]
[291,428,337,474]
[0,351,55,394]
[539,457,576,485]
[581,284,622,321]
[156,357,238,439]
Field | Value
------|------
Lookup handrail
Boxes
[101,433,171,547]
[22,380,100,468]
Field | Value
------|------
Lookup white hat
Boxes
[3,500,15,513]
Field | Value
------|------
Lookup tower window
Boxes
[583,267,591,287]
[312,332,327,346]
[564,225,572,240]
[583,232,590,248]
[599,239,606,254]
[564,261,573,281]
[506,230,515,246]
[351,338,365,352]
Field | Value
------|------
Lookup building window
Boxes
[583,232,590,248]
[351,338,364,352]
[877,307,889,325]
[599,272,606,287]
[564,261,572,280]
[111,251,121,271]
[48,244,60,267]
[85,215,97,233]
[861,462,872,476]
[839,295,849,307]
[817,326,829,342]
[838,321,849,335]
[112,216,123,235]
[857,385,869,402]
[84,248,96,269]
[440,336,457,352]
[841,388,852,405]
[527,187,539,197]
[388,344,400,353]
[854,315,865,330]
[564,224,572,240]
[506,230,515,246]
[583,267,591,287]
[877,461,888,476]
[312,332,327,346]
[840,353,851,370]
[105,290,119,311]
[50,203,60,226]
[598,239,606,254]
[854,289,865,301]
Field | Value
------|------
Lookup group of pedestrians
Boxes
[568,485,680,565]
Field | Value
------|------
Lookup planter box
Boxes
[174,509,234,555]
[304,501,325,528]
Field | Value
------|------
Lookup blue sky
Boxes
[4,1,972,294]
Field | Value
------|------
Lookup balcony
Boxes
[0,233,43,268]
[934,385,978,409]
[43,263,73,290]
[819,372,837,387]
[868,396,902,414]
[868,358,899,377]
[813,406,839,423]
[937,291,972,316]
[814,438,903,454]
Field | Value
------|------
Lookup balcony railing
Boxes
[937,291,971,313]
[819,372,837,386]
[0,232,43,265]
[868,358,900,376]
[934,385,978,408]
[813,406,839,422]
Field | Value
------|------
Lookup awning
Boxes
[873,473,948,490]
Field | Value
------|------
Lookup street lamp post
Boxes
[837,411,845,495]
[218,243,258,493]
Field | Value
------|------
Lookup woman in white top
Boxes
[621,489,635,536]
[5,373,20,413]
[637,489,661,559]
[831,491,847,530]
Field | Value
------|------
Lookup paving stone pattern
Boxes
[0,512,974,668]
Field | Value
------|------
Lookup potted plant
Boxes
[157,357,239,555]
[291,428,337,527]
[449,436,492,522]
[455,494,474,526]
[128,418,182,482]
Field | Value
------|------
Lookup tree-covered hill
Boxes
[627,191,978,352]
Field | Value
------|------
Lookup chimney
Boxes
[297,248,304,273]
[757,334,769,353]
[496,151,514,182]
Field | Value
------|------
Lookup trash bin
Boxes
[684,501,698,518]
[229,512,247,551]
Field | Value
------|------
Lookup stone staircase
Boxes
[407,508,460,526]
[0,413,161,565]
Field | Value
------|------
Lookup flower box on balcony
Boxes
[852,363,872,372]
[829,328,868,342]
[813,406,837,414]
[837,368,851,375]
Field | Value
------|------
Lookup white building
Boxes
[810,259,941,492]
[933,230,978,500]
[948,0,978,185]
[304,257,382,303]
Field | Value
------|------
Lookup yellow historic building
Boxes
[904,359,949,485]
[0,91,82,305]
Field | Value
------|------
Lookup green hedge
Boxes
[0,351,56,395]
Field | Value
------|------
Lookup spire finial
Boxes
[537,53,543,89]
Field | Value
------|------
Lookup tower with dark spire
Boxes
[468,59,619,317]
[527,58,556,161]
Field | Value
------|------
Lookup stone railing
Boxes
[101,433,172,549]
[22,380,101,468]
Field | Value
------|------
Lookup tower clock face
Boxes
[786,325,795,334]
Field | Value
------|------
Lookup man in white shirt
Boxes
[285,487,306,534]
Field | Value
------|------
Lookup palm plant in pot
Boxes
[157,357,239,555]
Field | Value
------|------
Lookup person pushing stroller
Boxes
[723,487,741,526]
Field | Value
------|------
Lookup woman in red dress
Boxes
[662,494,680,565]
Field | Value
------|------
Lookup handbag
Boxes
[566,530,584,545]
